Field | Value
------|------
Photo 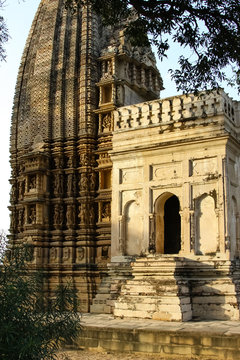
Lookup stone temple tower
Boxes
[9,0,162,311]
[11,0,240,321]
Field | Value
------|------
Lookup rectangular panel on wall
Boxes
[228,158,237,185]
[190,157,218,176]
[119,167,143,184]
[150,162,182,181]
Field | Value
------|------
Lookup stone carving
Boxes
[54,157,59,168]
[50,247,57,261]
[54,156,64,169]
[10,210,17,230]
[54,204,65,228]
[10,183,18,203]
[89,206,95,224]
[54,174,64,195]
[102,113,111,132]
[102,246,109,257]
[73,173,77,194]
[66,204,75,228]
[80,153,88,166]
[102,203,111,222]
[97,152,111,167]
[67,155,77,168]
[29,175,36,190]
[101,59,113,78]
[79,152,95,167]
[63,248,70,262]
[76,247,84,262]
[107,59,113,75]
[11,167,18,178]
[19,180,25,199]
[36,247,42,260]
[67,173,74,195]
[29,206,36,224]
[124,61,130,79]
[79,173,88,192]
[18,208,25,230]
[54,205,60,226]
[78,204,87,225]
[59,205,64,225]
[89,172,96,191]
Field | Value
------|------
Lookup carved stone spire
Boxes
[9,0,162,311]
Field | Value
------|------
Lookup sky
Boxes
[0,0,239,232]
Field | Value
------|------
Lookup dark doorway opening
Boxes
[164,195,181,254]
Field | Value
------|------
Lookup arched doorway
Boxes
[164,195,181,254]
[155,193,181,254]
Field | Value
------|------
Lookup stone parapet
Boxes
[113,90,239,137]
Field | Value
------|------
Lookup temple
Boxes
[9,0,240,321]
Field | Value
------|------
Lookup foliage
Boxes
[66,0,240,94]
[0,0,9,61]
[0,240,81,360]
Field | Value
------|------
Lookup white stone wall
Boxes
[111,91,240,260]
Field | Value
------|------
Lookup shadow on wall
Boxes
[175,256,240,321]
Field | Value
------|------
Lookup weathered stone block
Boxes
[162,344,192,356]
[171,335,197,346]
[152,311,182,321]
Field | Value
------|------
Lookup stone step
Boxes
[192,295,237,304]
[113,308,191,321]
[110,257,193,321]
[192,282,237,295]
[114,294,191,305]
[77,313,240,358]
[115,298,192,312]
[92,300,106,305]
[120,284,190,296]
[105,299,117,307]
[90,303,106,313]
[92,293,111,301]
[90,264,133,315]
[97,286,111,294]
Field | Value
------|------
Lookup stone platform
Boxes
[72,314,240,359]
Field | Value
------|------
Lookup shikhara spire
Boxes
[10,0,240,322]
[9,0,161,311]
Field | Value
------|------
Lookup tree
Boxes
[66,0,240,94]
[0,241,81,360]
[0,0,9,61]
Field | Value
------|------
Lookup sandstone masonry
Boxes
[9,0,240,320]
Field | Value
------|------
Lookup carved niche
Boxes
[195,194,218,255]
